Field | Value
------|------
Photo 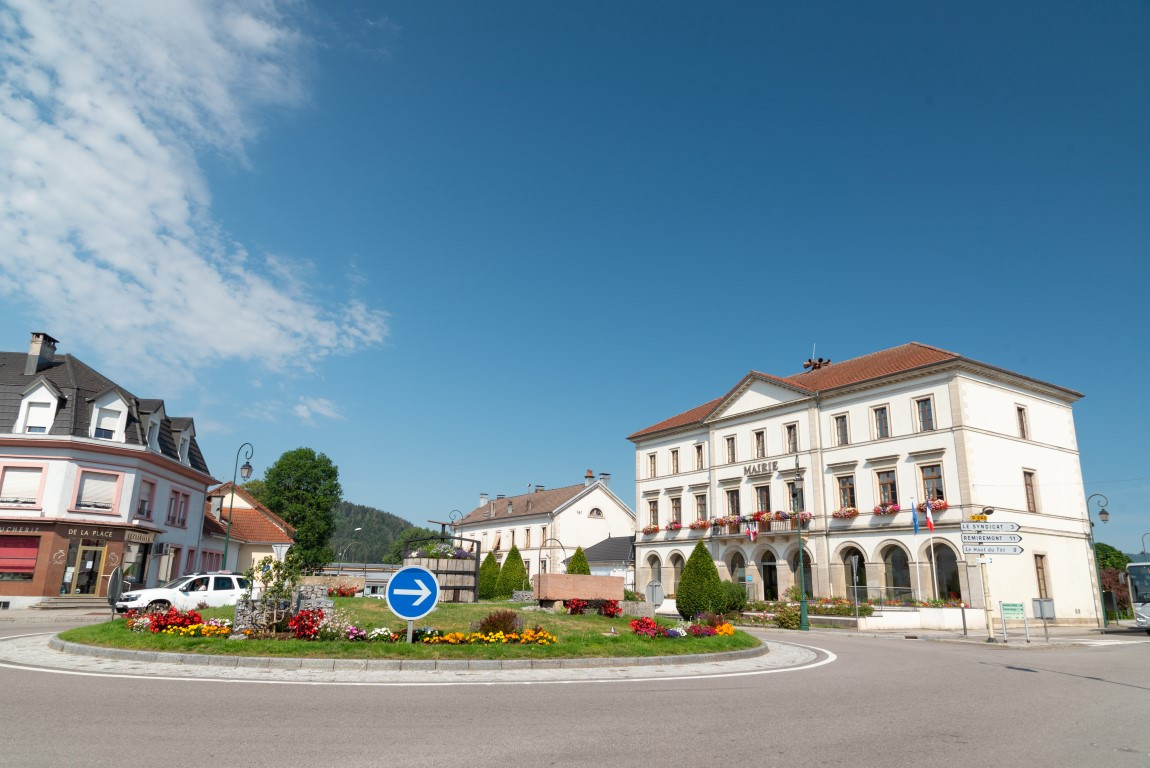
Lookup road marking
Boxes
[1073,639,1150,647]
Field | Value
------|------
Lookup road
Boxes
[1,620,1147,767]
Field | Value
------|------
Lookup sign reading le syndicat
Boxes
[959,521,1020,532]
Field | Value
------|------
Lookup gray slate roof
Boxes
[0,348,210,475]
[572,535,635,565]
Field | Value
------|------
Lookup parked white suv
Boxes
[116,572,250,613]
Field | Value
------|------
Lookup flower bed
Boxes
[123,608,232,637]
[628,615,735,638]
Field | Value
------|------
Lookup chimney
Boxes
[25,332,58,375]
[534,485,544,493]
[496,494,505,500]
[599,472,610,487]
[584,469,594,487]
[479,492,488,508]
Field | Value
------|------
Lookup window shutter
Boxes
[96,408,120,431]
[25,402,53,432]
[78,472,117,510]
[1,467,42,504]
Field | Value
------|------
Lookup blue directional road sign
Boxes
[385,565,440,621]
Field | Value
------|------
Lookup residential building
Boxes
[454,470,634,578]
[627,343,1100,625]
[204,482,295,572]
[0,332,215,607]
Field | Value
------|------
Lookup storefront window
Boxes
[0,536,39,581]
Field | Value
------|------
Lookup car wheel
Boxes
[147,600,170,613]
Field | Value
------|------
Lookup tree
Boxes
[496,546,528,598]
[567,546,591,575]
[478,552,500,600]
[1095,542,1131,571]
[261,448,342,572]
[675,541,725,620]
[383,526,438,564]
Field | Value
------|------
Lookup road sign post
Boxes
[385,565,441,642]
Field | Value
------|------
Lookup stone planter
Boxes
[533,573,624,609]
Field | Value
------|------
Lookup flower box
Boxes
[873,503,901,516]
[917,499,948,513]
[641,525,660,535]
[833,508,859,519]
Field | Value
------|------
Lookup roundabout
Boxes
[0,628,833,686]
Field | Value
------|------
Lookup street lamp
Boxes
[1086,493,1110,628]
[1141,533,1149,557]
[223,443,253,572]
[791,472,809,632]
[337,527,362,575]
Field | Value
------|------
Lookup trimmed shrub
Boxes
[721,581,748,613]
[567,546,591,575]
[675,541,725,620]
[495,545,528,598]
[478,552,500,600]
[476,609,524,635]
[774,603,801,630]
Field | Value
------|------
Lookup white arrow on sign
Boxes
[393,578,432,606]
[961,533,1023,543]
[963,545,1023,555]
[960,522,1020,532]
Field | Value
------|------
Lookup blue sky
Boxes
[2,1,1147,554]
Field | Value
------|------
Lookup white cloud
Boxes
[293,396,344,425]
[0,0,389,391]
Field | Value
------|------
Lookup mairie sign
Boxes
[385,565,440,621]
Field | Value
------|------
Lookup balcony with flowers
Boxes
[832,507,859,520]
[873,502,901,517]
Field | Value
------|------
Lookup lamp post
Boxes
[1141,533,1149,557]
[223,443,253,572]
[337,527,362,575]
[791,472,809,632]
[1086,493,1110,628]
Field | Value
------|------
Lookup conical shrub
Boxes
[495,545,528,598]
[478,551,500,600]
[567,546,591,575]
[675,540,724,620]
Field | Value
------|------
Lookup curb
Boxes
[46,635,770,671]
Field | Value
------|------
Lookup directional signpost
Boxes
[962,545,1024,555]
[386,565,440,642]
[960,522,1020,532]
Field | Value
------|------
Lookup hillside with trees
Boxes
[331,501,438,565]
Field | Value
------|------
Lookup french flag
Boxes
[924,498,935,532]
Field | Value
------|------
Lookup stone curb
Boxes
[47,635,770,671]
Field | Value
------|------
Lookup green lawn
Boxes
[58,599,760,659]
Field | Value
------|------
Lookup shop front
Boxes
[0,522,157,607]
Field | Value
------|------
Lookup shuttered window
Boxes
[24,402,53,433]
[76,471,117,511]
[1,467,43,506]
[94,408,120,439]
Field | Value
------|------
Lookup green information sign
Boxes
[1001,602,1025,620]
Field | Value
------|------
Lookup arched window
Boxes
[669,553,685,595]
[928,544,961,601]
[647,554,662,589]
[760,552,779,600]
[729,551,746,585]
[789,550,813,599]
[882,545,911,602]
[841,547,867,603]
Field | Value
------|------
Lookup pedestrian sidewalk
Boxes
[0,607,109,623]
[759,621,1149,647]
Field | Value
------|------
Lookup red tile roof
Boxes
[628,342,975,440]
[204,482,295,544]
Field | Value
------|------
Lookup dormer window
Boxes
[14,380,62,435]
[178,435,190,463]
[88,392,128,442]
[94,408,121,439]
[147,421,160,450]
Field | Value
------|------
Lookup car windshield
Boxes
[159,577,191,590]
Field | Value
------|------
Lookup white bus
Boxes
[1127,562,1150,634]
